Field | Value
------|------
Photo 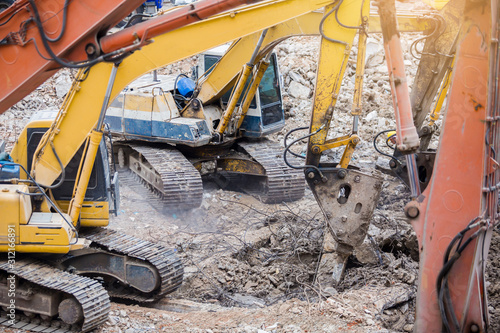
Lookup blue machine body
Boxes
[177,77,196,97]
[0,161,20,182]
[144,0,163,9]
[104,52,284,147]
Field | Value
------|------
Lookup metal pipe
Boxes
[405,154,421,198]
[69,64,119,223]
[351,30,367,134]
[248,29,269,65]
[352,116,359,134]
[97,64,119,130]
[428,59,454,127]
[68,131,103,223]
[378,0,419,153]
[216,29,268,136]
[236,53,271,130]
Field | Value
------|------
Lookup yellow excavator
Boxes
[0,0,265,331]
[0,0,428,330]
[0,0,497,332]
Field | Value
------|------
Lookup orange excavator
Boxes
[374,0,499,331]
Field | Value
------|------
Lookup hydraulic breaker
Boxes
[303,0,383,286]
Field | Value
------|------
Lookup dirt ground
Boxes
[1,9,500,333]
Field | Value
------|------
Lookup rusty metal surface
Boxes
[100,0,263,54]
[307,168,383,253]
[410,0,465,131]
[217,155,267,176]
[0,0,145,113]
[390,151,436,193]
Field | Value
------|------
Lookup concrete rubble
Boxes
[2,20,500,333]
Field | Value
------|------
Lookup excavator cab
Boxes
[200,46,285,138]
[16,110,119,227]
[105,46,284,146]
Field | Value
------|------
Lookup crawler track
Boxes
[0,258,110,332]
[237,139,305,203]
[118,143,203,210]
[81,228,184,302]
[116,140,304,209]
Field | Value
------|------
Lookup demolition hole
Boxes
[337,184,351,204]
[354,202,362,214]
[418,165,428,183]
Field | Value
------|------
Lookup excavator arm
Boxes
[377,0,499,331]
[0,0,263,114]
[2,0,269,253]
[0,0,145,112]
[10,0,336,188]
[197,10,432,105]
[405,0,498,331]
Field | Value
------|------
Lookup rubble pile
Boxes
[173,211,325,306]
[2,29,500,333]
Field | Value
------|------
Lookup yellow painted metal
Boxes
[10,116,111,227]
[14,0,335,189]
[57,201,110,227]
[13,0,433,187]
[217,158,266,176]
[428,58,454,126]
[306,0,368,167]
[0,185,31,241]
[28,69,85,185]
[68,130,103,224]
[124,94,161,112]
[311,134,360,168]
[216,63,253,135]
[237,59,270,130]
[368,11,433,33]
[20,222,71,247]
[0,184,77,254]
[339,135,360,169]
[312,135,351,154]
[197,13,324,103]
[0,236,85,253]
[351,31,367,117]
[198,10,431,104]
[422,0,450,10]
[10,117,56,181]
[1,0,434,256]
[8,0,433,186]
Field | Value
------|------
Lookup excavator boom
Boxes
[0,0,144,112]
[0,0,261,113]
[11,0,337,188]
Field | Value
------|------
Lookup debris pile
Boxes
[1,27,500,333]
